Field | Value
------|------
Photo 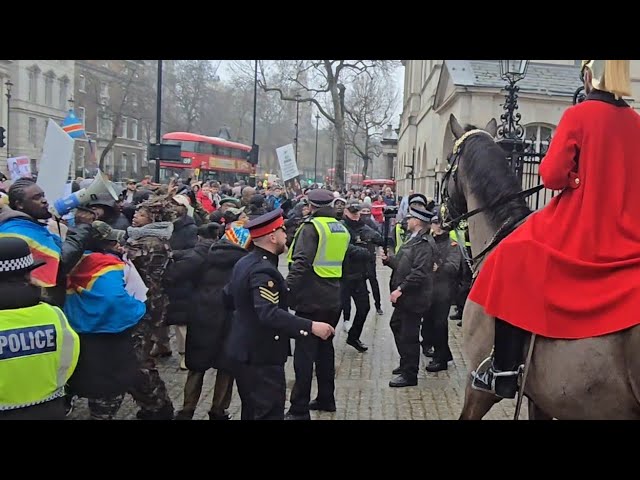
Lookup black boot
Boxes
[471,319,527,399]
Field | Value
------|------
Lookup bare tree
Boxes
[249,60,400,187]
[173,60,221,132]
[89,61,150,170]
[344,73,399,178]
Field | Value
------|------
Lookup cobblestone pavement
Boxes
[69,259,525,420]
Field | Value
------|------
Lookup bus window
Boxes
[218,147,231,158]
[199,143,215,154]
[181,141,198,153]
[231,148,248,159]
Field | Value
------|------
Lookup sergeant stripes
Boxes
[258,286,279,304]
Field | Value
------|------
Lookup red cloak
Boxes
[469,94,640,339]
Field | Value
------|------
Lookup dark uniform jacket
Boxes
[341,218,381,282]
[287,206,346,314]
[224,246,312,366]
[385,227,437,314]
[432,231,461,303]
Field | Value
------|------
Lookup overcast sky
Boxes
[217,60,405,127]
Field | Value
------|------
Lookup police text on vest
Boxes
[0,324,57,361]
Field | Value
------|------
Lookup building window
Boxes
[524,124,555,153]
[131,119,138,140]
[100,82,109,99]
[28,117,37,144]
[105,151,114,176]
[121,116,128,139]
[78,107,85,127]
[59,77,69,110]
[28,68,39,103]
[78,75,86,92]
[131,153,138,174]
[121,152,128,174]
[78,146,85,169]
[44,72,55,106]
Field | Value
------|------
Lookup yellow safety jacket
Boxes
[0,303,80,411]
[288,217,350,278]
[394,223,406,254]
[449,229,471,247]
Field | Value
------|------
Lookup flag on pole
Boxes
[61,109,85,138]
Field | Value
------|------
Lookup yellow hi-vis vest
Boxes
[449,229,471,247]
[288,217,350,278]
[0,303,80,412]
[394,223,405,254]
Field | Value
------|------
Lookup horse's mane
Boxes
[459,124,532,229]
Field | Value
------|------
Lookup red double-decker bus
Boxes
[160,132,255,185]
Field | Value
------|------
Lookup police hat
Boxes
[408,193,428,206]
[346,199,362,212]
[405,205,434,223]
[245,208,285,239]
[431,214,441,224]
[0,237,46,277]
[307,189,335,208]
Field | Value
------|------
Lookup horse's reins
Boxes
[441,128,542,419]
[441,129,544,276]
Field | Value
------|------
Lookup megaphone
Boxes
[50,170,119,218]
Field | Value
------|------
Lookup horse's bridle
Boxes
[440,129,544,273]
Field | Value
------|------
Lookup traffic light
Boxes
[247,144,259,165]
[0,127,5,148]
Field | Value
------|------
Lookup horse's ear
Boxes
[449,114,465,139]
[485,118,498,137]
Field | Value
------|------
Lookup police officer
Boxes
[0,237,80,420]
[381,205,437,388]
[224,209,334,420]
[340,199,382,352]
[286,189,350,419]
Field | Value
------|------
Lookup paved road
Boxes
[69,260,525,420]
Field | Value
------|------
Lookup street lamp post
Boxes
[5,79,13,157]
[404,146,416,190]
[330,130,335,186]
[155,60,163,183]
[313,113,319,184]
[496,60,529,179]
[294,93,301,163]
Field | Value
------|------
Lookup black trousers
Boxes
[0,397,65,420]
[389,308,422,380]
[340,281,351,321]
[494,319,528,372]
[366,262,382,310]
[346,279,370,343]
[423,299,453,363]
[289,310,340,415]
[234,363,286,420]
[456,260,473,311]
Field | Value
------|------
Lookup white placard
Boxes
[36,119,75,205]
[7,156,31,181]
[275,143,300,182]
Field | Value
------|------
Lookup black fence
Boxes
[503,132,559,211]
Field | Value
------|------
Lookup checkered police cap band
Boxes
[0,253,34,273]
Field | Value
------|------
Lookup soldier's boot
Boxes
[471,318,527,399]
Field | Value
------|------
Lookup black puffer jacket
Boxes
[170,215,198,251]
[163,238,213,326]
[384,228,438,313]
[187,238,249,372]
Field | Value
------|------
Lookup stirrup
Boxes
[471,356,522,397]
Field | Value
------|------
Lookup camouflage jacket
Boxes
[125,222,174,314]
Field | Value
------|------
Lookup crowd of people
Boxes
[0,172,472,420]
